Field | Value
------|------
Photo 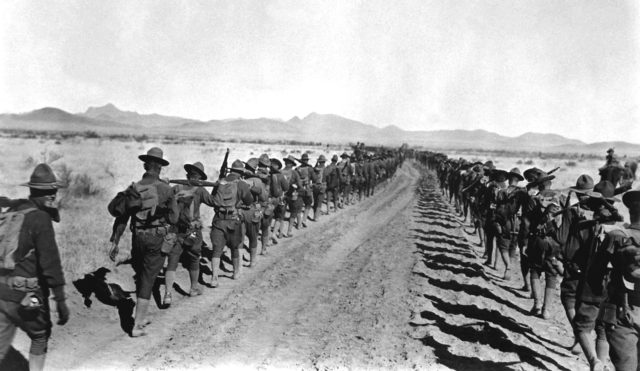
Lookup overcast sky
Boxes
[1,0,639,142]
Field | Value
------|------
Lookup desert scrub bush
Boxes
[516,160,523,164]
[524,160,534,165]
[565,161,577,167]
[54,164,103,209]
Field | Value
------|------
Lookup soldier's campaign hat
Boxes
[623,186,640,208]
[301,153,310,162]
[568,174,596,195]
[318,155,327,163]
[244,158,259,173]
[340,152,350,159]
[331,154,339,162]
[22,163,67,189]
[607,148,615,154]
[594,180,621,203]
[270,158,283,171]
[472,164,483,173]
[490,169,509,182]
[184,161,207,180]
[508,168,524,181]
[230,159,247,174]
[524,167,555,185]
[259,154,271,167]
[284,155,298,165]
[138,147,169,166]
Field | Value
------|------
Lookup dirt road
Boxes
[9,162,591,370]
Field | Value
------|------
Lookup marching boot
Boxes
[232,257,241,279]
[29,353,46,371]
[188,268,202,296]
[210,257,220,288]
[529,273,542,315]
[249,247,258,267]
[163,270,176,306]
[132,298,150,337]
[540,286,555,319]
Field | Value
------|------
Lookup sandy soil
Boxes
[8,162,594,370]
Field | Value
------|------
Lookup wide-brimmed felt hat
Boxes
[301,153,310,162]
[524,167,555,186]
[245,158,259,173]
[568,174,595,195]
[230,159,248,174]
[507,168,524,181]
[623,187,640,208]
[340,152,350,159]
[594,180,621,203]
[317,155,327,163]
[270,158,283,171]
[22,163,67,189]
[331,154,339,162]
[138,147,169,166]
[259,154,270,167]
[184,161,207,180]
[607,148,615,153]
[284,155,298,165]
[472,164,484,173]
[491,169,509,182]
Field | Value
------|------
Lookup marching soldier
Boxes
[109,147,179,337]
[324,155,343,214]
[280,155,302,237]
[296,153,316,227]
[269,158,289,244]
[0,163,70,370]
[312,155,328,221]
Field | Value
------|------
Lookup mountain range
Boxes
[1,103,638,155]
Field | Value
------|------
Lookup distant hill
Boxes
[2,104,640,155]
[83,103,196,128]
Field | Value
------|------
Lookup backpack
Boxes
[296,166,311,194]
[131,181,159,222]
[270,174,283,198]
[0,207,37,270]
[213,179,238,211]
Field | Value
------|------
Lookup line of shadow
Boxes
[421,252,485,273]
[423,293,569,358]
[412,228,469,243]
[415,309,571,371]
[417,235,473,250]
[419,259,487,280]
[415,242,476,260]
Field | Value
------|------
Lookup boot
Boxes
[188,269,202,296]
[530,274,542,315]
[29,353,46,371]
[210,257,220,288]
[132,298,150,337]
[249,247,257,267]
[540,286,555,319]
[232,257,241,279]
[163,270,175,306]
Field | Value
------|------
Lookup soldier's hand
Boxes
[56,300,70,325]
[109,242,119,262]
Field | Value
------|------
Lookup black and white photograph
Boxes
[1,1,639,370]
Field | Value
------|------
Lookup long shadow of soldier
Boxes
[415,242,476,260]
[419,258,487,280]
[73,267,136,334]
[413,308,571,371]
[423,293,569,357]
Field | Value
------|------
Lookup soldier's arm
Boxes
[197,186,216,207]
[33,212,66,300]
[110,214,130,246]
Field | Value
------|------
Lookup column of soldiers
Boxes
[0,145,403,368]
[420,148,640,371]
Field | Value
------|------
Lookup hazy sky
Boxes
[1,0,639,142]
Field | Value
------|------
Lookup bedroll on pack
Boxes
[0,208,37,270]
[213,179,238,211]
[132,182,159,222]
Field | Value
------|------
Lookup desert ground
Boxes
[0,135,619,370]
